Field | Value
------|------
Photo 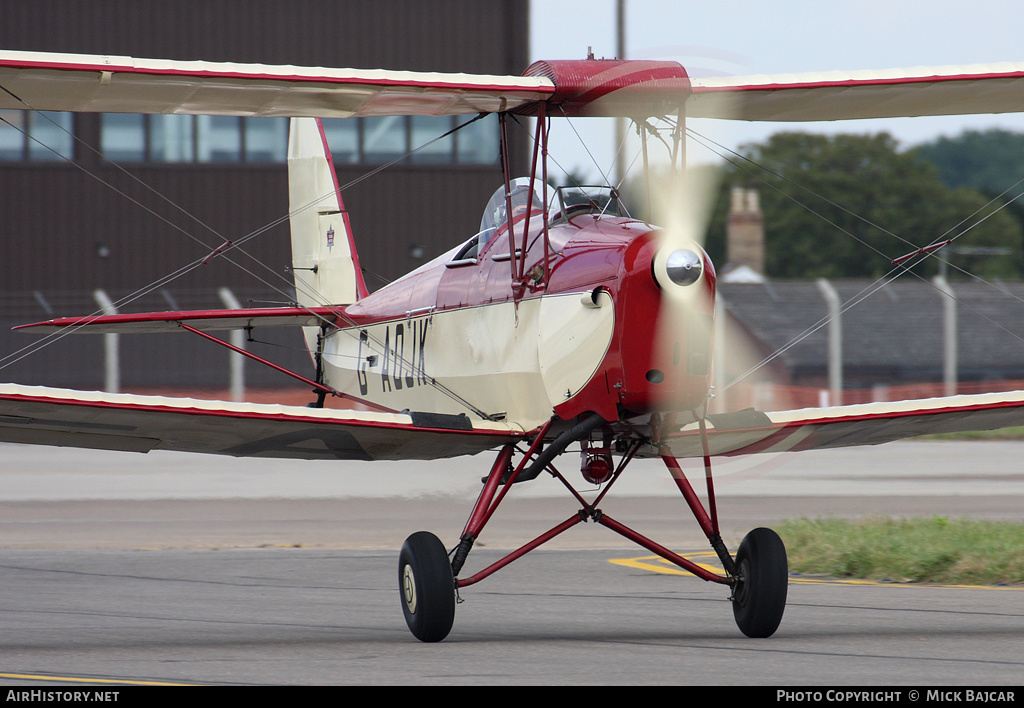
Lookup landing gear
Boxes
[732,527,789,638]
[398,531,456,643]
[395,421,790,642]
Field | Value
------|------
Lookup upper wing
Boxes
[0,384,521,461]
[0,50,553,118]
[664,391,1024,458]
[688,63,1024,121]
[5,50,1024,121]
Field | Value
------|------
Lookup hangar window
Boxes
[149,115,196,162]
[2,110,498,166]
[0,110,74,161]
[100,114,145,161]
[96,115,290,163]
[321,114,498,166]
[244,117,288,162]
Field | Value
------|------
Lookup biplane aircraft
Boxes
[2,49,1024,642]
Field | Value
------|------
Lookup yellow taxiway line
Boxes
[0,672,191,686]
[609,552,1023,590]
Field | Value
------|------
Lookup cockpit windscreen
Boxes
[480,177,545,233]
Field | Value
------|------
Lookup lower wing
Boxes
[3,383,1023,463]
[0,384,521,461]
[665,391,1024,457]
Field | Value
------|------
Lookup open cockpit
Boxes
[448,179,626,267]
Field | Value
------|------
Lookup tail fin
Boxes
[288,118,368,309]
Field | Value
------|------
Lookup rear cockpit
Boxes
[480,177,545,233]
[445,177,547,266]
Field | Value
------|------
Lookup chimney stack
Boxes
[726,187,764,275]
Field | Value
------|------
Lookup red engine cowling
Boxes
[615,233,716,416]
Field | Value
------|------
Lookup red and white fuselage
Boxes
[321,206,716,432]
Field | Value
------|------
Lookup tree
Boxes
[913,129,1024,274]
[912,128,1024,195]
[701,132,1023,279]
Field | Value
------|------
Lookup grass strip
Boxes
[915,425,1024,441]
[775,517,1024,586]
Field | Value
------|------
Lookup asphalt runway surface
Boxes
[0,440,1021,685]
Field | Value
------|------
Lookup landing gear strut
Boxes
[397,418,789,642]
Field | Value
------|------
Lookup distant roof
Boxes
[718,279,1024,380]
[720,264,767,284]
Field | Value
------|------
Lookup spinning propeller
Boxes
[646,158,722,418]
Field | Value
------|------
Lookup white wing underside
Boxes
[688,64,1024,121]
[0,384,521,461]
[666,391,1024,457]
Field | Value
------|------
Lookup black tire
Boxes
[732,527,788,638]
[399,531,456,642]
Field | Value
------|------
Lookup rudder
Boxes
[288,117,368,310]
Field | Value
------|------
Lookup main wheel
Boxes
[399,531,456,642]
[731,527,788,638]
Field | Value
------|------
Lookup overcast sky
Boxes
[529,0,1024,180]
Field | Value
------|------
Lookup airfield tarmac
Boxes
[0,440,1021,685]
